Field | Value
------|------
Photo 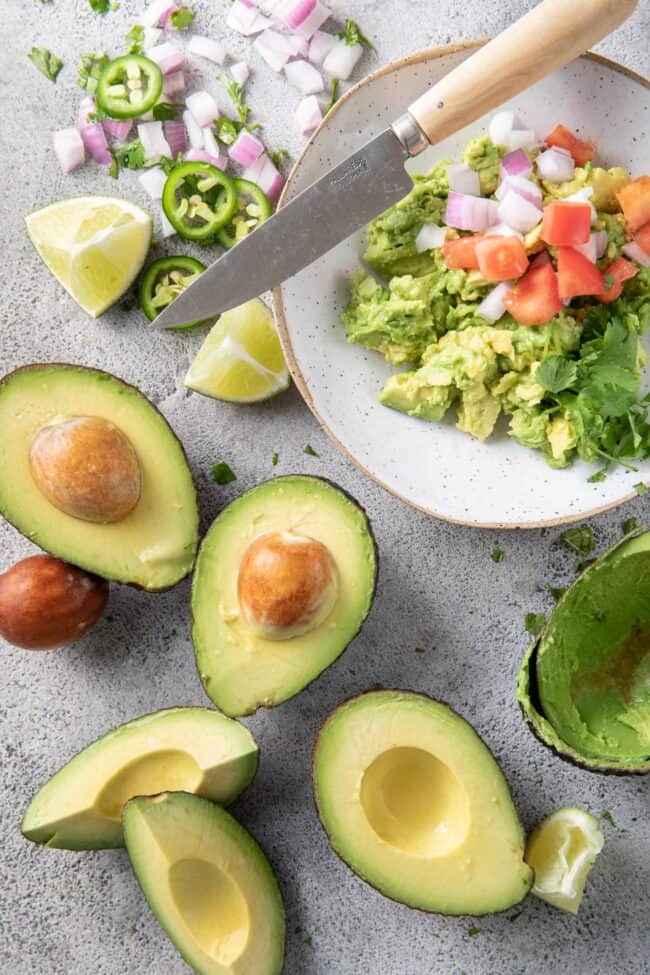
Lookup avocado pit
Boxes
[29,415,141,524]
[237,530,338,640]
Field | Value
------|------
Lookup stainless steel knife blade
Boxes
[151,128,412,329]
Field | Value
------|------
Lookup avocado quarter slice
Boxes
[0,363,199,590]
[191,475,377,717]
[21,708,259,849]
[313,689,533,916]
[123,792,285,975]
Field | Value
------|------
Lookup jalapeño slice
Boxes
[96,55,163,120]
[162,162,237,241]
[139,255,210,330]
[216,178,272,249]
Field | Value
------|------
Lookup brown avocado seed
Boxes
[29,416,141,524]
[237,530,338,640]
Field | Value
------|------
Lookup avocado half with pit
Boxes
[192,475,377,716]
[313,690,533,915]
[517,529,650,774]
[22,707,259,849]
[124,792,285,975]
[0,364,198,590]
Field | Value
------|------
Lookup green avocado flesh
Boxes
[22,708,259,849]
[192,476,377,717]
[123,793,285,975]
[313,690,533,915]
[529,531,650,771]
[0,364,198,589]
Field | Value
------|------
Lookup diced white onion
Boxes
[484,222,524,240]
[137,121,171,160]
[488,111,515,147]
[506,129,538,151]
[284,59,324,94]
[203,127,223,159]
[147,42,186,75]
[230,61,251,86]
[308,30,336,65]
[415,224,446,253]
[187,35,228,65]
[138,166,167,199]
[536,146,575,183]
[254,29,295,71]
[294,94,322,133]
[497,191,543,232]
[446,163,480,196]
[185,90,219,127]
[322,40,362,79]
[227,1,272,35]
[622,242,650,268]
[477,282,513,323]
[52,128,85,173]
[183,109,204,149]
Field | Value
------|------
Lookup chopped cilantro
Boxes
[537,355,577,394]
[153,102,180,121]
[169,7,195,28]
[77,51,109,92]
[561,525,596,557]
[270,149,287,168]
[415,646,427,654]
[304,936,313,947]
[524,613,546,637]
[325,77,339,113]
[600,810,616,827]
[109,140,147,175]
[125,24,145,54]
[337,18,374,50]
[587,469,607,483]
[271,452,279,466]
[634,481,648,496]
[88,0,110,13]
[467,926,482,938]
[28,46,63,82]
[219,74,252,124]
[214,117,242,146]
[603,273,616,291]
[548,586,566,602]
[303,444,319,457]
[491,547,504,563]
[623,517,638,534]
[211,462,237,485]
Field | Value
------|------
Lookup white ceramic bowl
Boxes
[273,44,649,528]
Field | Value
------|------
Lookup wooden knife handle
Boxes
[407,0,638,148]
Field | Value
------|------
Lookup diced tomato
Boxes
[594,257,639,303]
[541,202,591,246]
[503,262,564,326]
[557,247,605,298]
[633,220,650,257]
[442,235,481,270]
[545,124,597,166]
[475,236,529,281]
[616,176,650,232]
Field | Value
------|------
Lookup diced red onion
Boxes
[147,42,186,75]
[536,146,575,183]
[162,70,186,99]
[495,175,542,207]
[574,230,608,263]
[52,128,85,173]
[229,129,265,166]
[308,30,336,65]
[506,129,538,151]
[488,111,515,147]
[230,61,251,86]
[415,224,446,253]
[185,148,228,169]
[446,163,480,196]
[164,120,187,156]
[284,59,324,95]
[322,39,362,79]
[138,166,167,199]
[275,0,329,36]
[622,242,650,268]
[565,187,596,223]
[102,118,133,141]
[497,191,542,233]
[254,29,295,71]
[185,90,219,126]
[141,0,177,27]
[477,282,512,324]
[138,121,171,160]
[78,97,111,166]
[244,153,284,201]
[294,94,322,133]
[183,109,204,149]
[484,222,524,240]
[160,204,177,238]
[444,192,498,232]
[143,27,163,50]
[292,0,329,37]
[203,127,223,159]
[227,1,272,35]
[187,35,228,64]
[500,148,532,180]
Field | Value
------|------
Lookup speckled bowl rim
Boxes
[272,42,649,530]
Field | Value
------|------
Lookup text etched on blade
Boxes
[327,156,370,188]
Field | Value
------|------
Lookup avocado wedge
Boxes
[313,690,533,915]
[123,792,285,975]
[22,708,258,849]
[0,364,198,590]
[518,529,650,774]
[192,476,377,716]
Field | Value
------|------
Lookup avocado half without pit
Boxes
[0,364,199,590]
[518,529,650,774]
[192,476,377,716]
[313,690,533,916]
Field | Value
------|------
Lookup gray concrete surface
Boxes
[1,1,649,973]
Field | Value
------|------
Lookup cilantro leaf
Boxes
[125,24,145,54]
[601,810,617,828]
[109,140,147,175]
[634,481,648,496]
[270,149,287,168]
[77,51,109,92]
[491,547,505,563]
[303,444,319,457]
[28,46,63,82]
[211,462,237,485]
[548,586,567,602]
[337,19,374,50]
[562,525,596,557]
[467,926,482,938]
[88,0,110,13]
[219,74,252,124]
[153,102,180,121]
[169,7,195,28]
[271,452,279,466]
[415,646,427,654]
[325,77,339,113]
[623,517,638,534]
[524,613,546,636]
[537,355,577,394]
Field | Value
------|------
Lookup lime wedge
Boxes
[185,298,290,403]
[525,807,604,913]
[25,197,152,318]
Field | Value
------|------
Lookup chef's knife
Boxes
[152,0,638,329]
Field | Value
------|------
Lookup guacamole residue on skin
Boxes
[342,130,650,474]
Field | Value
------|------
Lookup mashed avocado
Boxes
[343,128,650,473]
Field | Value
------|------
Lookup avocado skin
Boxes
[0,363,199,591]
[516,528,650,776]
[191,475,378,716]
[312,688,533,916]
